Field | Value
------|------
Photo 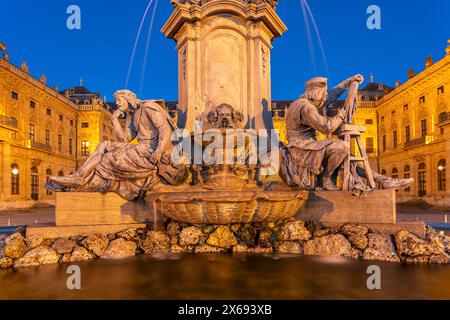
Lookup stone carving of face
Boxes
[207,103,244,129]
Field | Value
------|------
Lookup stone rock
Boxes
[230,224,241,233]
[395,231,444,260]
[102,238,137,259]
[3,233,27,259]
[362,233,400,263]
[341,223,369,236]
[0,257,13,268]
[26,234,44,249]
[258,228,274,248]
[70,246,95,262]
[304,234,357,258]
[179,226,204,246]
[347,233,368,250]
[235,224,257,246]
[277,221,311,241]
[428,233,450,254]
[404,253,449,264]
[313,229,331,238]
[116,229,138,241]
[52,238,76,255]
[166,221,181,237]
[202,225,215,234]
[14,245,59,268]
[304,221,323,235]
[207,226,238,248]
[232,244,273,254]
[194,245,226,253]
[60,254,71,263]
[107,234,116,241]
[69,235,84,242]
[430,253,449,264]
[138,231,170,253]
[81,234,109,257]
[276,241,302,254]
[170,244,185,253]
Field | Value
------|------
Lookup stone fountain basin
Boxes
[148,186,308,224]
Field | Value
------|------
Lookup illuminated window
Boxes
[421,119,427,138]
[382,135,386,152]
[403,104,408,111]
[418,162,426,197]
[365,137,374,153]
[11,164,19,195]
[45,130,51,146]
[392,167,398,179]
[405,126,411,143]
[419,95,425,104]
[58,134,62,152]
[81,122,89,128]
[438,159,446,191]
[11,91,18,100]
[437,86,444,95]
[404,165,411,192]
[365,119,373,125]
[59,114,64,121]
[29,124,35,142]
[31,166,39,200]
[81,140,89,156]
[69,138,73,155]
[46,108,52,115]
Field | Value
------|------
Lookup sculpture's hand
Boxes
[337,108,347,120]
[351,74,364,84]
[150,149,162,165]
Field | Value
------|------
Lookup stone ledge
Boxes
[26,223,147,239]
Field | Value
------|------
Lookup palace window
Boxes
[418,162,426,197]
[81,140,89,156]
[438,159,446,191]
[404,165,411,192]
[30,101,36,109]
[381,169,387,175]
[419,95,426,104]
[403,104,408,111]
[45,130,51,146]
[405,126,411,143]
[81,122,89,128]
[69,138,73,155]
[46,169,52,195]
[11,91,18,100]
[29,124,35,142]
[421,119,427,138]
[391,110,396,118]
[365,119,373,125]
[58,134,62,152]
[392,167,398,179]
[366,137,374,154]
[437,86,445,95]
[393,131,398,149]
[70,120,74,127]
[31,166,39,200]
[59,114,64,121]
[58,171,64,177]
[382,135,386,152]
[380,116,385,123]
[11,164,19,195]
[46,108,52,115]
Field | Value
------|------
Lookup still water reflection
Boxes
[1,254,449,299]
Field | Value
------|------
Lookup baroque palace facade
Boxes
[0,43,115,208]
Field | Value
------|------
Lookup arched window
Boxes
[58,171,64,176]
[11,164,19,195]
[46,169,52,195]
[438,159,446,191]
[404,165,411,192]
[31,166,39,200]
[381,169,387,175]
[418,162,426,197]
[392,168,398,179]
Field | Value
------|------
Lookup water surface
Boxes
[0,254,449,299]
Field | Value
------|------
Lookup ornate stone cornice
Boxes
[162,0,287,40]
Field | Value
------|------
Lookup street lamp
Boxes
[12,167,19,175]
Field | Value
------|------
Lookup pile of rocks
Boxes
[1,218,449,269]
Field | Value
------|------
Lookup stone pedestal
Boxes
[162,0,287,131]
[297,189,396,224]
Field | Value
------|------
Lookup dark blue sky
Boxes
[1,0,449,101]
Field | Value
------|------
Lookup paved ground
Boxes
[0,204,449,227]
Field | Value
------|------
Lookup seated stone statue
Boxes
[45,90,188,200]
[279,76,414,192]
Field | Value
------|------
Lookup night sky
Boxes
[1,0,449,101]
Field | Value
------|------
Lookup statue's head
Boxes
[301,77,328,109]
[207,103,244,129]
[114,90,139,111]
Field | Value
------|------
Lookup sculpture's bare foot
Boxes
[381,178,414,190]
[322,176,339,191]
[49,174,82,188]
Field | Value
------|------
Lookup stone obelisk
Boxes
[162,0,287,131]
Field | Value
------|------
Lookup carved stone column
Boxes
[162,0,287,131]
